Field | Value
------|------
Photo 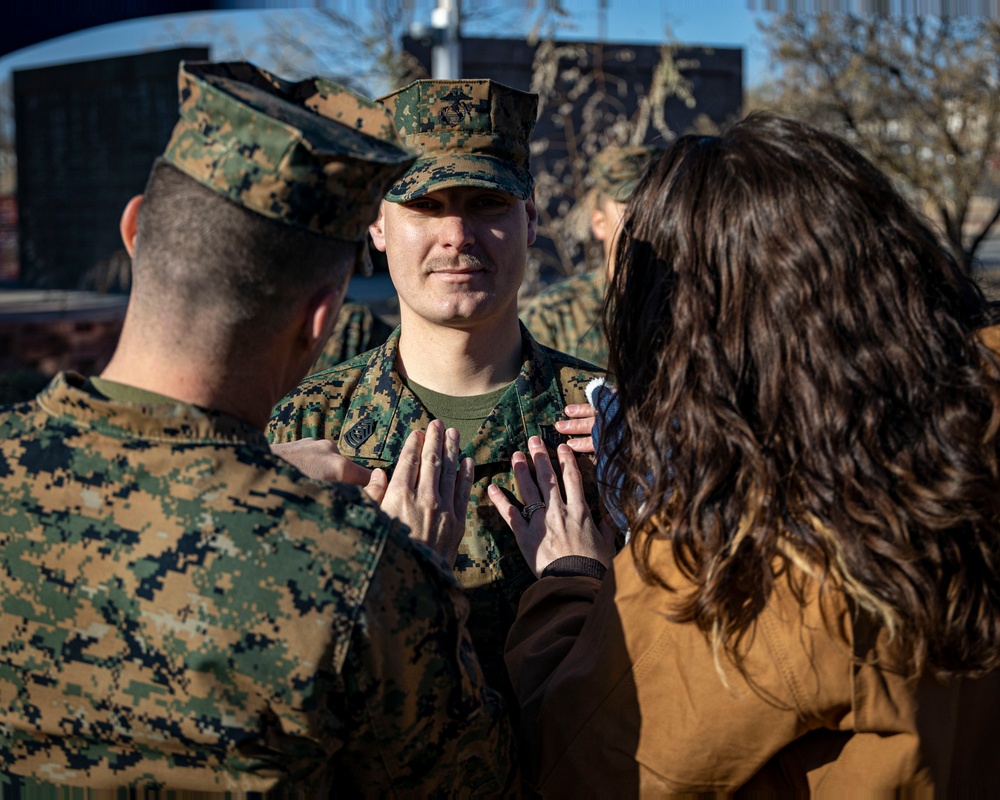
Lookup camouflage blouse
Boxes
[310,300,395,374]
[269,326,605,704]
[522,269,609,370]
[0,373,515,796]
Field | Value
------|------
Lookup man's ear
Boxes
[304,286,344,351]
[120,195,143,256]
[525,190,539,246]
[368,203,388,253]
[591,206,608,242]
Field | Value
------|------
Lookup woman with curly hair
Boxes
[490,112,1000,795]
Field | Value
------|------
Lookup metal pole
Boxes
[431,0,462,79]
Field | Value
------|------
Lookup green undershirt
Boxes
[87,376,178,405]
[404,377,511,450]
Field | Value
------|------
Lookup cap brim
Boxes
[385,154,532,202]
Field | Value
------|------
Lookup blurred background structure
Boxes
[1,0,998,401]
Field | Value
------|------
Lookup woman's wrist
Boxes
[540,555,608,581]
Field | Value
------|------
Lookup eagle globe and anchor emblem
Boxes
[438,88,473,126]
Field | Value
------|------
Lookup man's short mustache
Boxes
[426,254,493,272]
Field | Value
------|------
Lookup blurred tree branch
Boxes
[527,30,703,285]
[755,12,1000,271]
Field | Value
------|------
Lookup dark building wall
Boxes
[13,47,209,289]
[403,35,742,137]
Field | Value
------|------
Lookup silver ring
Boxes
[520,502,545,522]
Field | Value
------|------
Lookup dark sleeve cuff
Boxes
[540,556,607,581]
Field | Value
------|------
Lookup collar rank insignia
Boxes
[540,424,568,450]
[344,416,376,450]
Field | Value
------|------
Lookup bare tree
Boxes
[256,3,429,95]
[757,12,1000,272]
[154,2,567,97]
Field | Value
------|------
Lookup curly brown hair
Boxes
[603,112,1000,679]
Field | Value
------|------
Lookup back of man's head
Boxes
[130,61,415,347]
[133,161,352,343]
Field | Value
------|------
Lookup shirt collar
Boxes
[37,372,269,448]
[337,324,572,463]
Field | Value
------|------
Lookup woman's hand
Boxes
[488,436,616,579]
[375,420,474,569]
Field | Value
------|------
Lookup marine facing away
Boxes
[0,61,516,795]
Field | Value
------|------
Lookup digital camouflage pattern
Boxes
[591,143,662,202]
[522,269,609,370]
[0,374,515,795]
[163,61,416,251]
[310,302,396,374]
[268,327,605,702]
[378,79,537,202]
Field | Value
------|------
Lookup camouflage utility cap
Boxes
[163,61,416,252]
[592,144,662,202]
[378,79,537,202]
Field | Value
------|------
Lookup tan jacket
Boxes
[506,537,1000,796]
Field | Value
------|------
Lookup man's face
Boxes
[370,185,537,330]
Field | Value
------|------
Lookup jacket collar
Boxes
[337,325,571,464]
[36,372,269,448]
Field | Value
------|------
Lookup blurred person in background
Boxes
[311,298,395,373]
[523,144,660,370]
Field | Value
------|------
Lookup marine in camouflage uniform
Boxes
[522,144,661,370]
[311,299,395,373]
[0,62,514,795]
[269,80,605,702]
[522,269,609,369]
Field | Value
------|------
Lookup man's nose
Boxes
[438,213,475,250]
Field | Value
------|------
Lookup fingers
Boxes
[563,403,597,419]
[487,482,540,573]
[365,468,388,504]
[455,456,475,520]
[556,443,586,508]
[335,458,375,486]
[392,428,424,494]
[509,449,541,508]
[554,416,596,436]
[420,419,445,491]
[527,436,562,508]
[270,438,374,484]
[439,426,460,505]
[487,483,525,532]
[555,404,597,455]
[563,435,595,455]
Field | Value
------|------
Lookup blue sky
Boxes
[0,1,773,88]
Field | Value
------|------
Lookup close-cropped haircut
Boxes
[132,160,358,341]
[604,112,1000,680]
